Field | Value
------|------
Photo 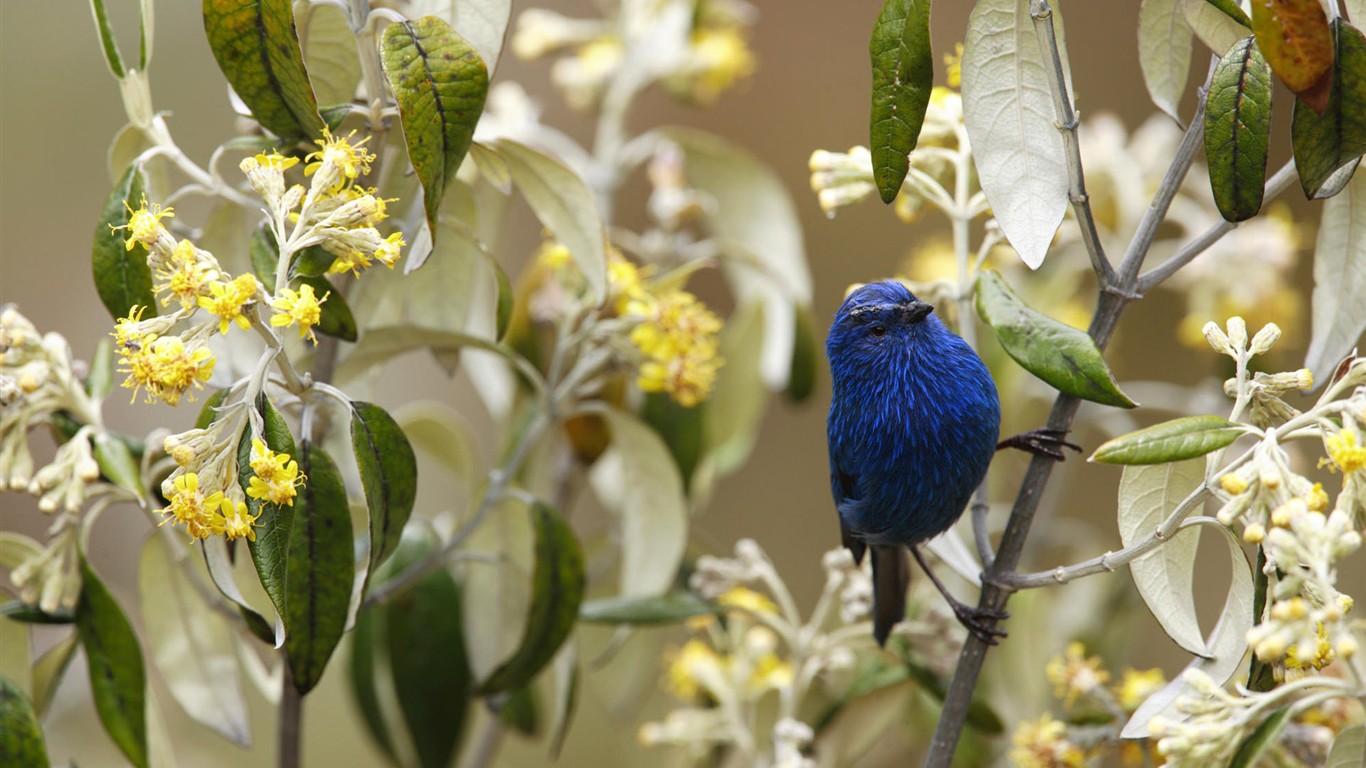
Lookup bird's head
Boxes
[827,281,937,361]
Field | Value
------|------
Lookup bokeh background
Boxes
[2,1,1359,766]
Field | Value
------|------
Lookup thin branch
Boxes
[277,666,302,768]
[1030,0,1114,284]
[1137,160,1299,292]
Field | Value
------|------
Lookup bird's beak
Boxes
[906,300,933,323]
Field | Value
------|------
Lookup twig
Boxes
[278,665,302,768]
[1030,0,1114,285]
[1137,160,1299,292]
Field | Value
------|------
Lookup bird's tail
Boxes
[870,544,908,646]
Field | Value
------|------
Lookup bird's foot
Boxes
[997,428,1082,460]
[949,601,1009,645]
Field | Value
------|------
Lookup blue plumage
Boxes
[826,281,1001,644]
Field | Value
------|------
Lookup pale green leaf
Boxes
[89,0,126,78]
[1140,0,1194,122]
[962,0,1069,268]
[392,401,482,491]
[1305,153,1366,383]
[1091,415,1246,464]
[487,138,606,302]
[1122,519,1253,738]
[0,616,32,697]
[704,299,768,477]
[661,128,812,388]
[1182,0,1250,54]
[585,406,688,597]
[107,123,152,182]
[813,674,916,768]
[1118,461,1209,656]
[460,497,533,681]
[0,534,41,572]
[408,0,512,76]
[300,2,360,107]
[139,534,249,746]
[1327,724,1366,768]
[547,642,577,759]
[31,633,78,718]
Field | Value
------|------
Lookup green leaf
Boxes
[662,129,813,389]
[962,0,1071,268]
[31,633,78,718]
[641,392,704,492]
[386,557,472,768]
[704,299,768,477]
[1091,415,1246,464]
[488,139,607,302]
[92,432,143,501]
[282,443,354,694]
[1250,0,1333,98]
[1305,156,1366,384]
[1186,0,1253,54]
[869,0,933,203]
[200,538,277,646]
[0,677,48,768]
[0,602,74,625]
[298,275,357,342]
[0,615,31,695]
[487,252,514,341]
[478,502,585,693]
[195,388,228,430]
[975,270,1136,408]
[381,17,489,235]
[1203,0,1251,27]
[76,552,148,768]
[92,163,156,321]
[1230,706,1293,768]
[202,0,325,140]
[87,339,114,401]
[1327,724,1366,768]
[88,0,126,78]
[1139,0,1195,122]
[240,396,297,618]
[347,609,398,761]
[497,686,538,737]
[1292,20,1366,197]
[351,401,418,579]
[584,407,688,597]
[1118,461,1209,656]
[1205,35,1273,222]
[786,304,819,402]
[139,534,250,746]
[580,593,717,625]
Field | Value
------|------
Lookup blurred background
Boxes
[2,0,1359,766]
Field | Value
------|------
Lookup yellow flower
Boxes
[246,438,302,507]
[373,232,404,268]
[162,472,227,540]
[1045,642,1111,708]
[536,240,573,270]
[682,26,756,103]
[120,335,215,405]
[198,274,258,334]
[666,639,726,700]
[1221,472,1249,495]
[1306,482,1329,512]
[944,42,964,89]
[220,496,259,542]
[119,197,174,251]
[1284,624,1334,672]
[270,283,328,343]
[628,289,723,407]
[1326,429,1366,473]
[1010,715,1087,768]
[156,240,218,309]
[326,249,373,278]
[305,129,375,191]
[717,586,779,616]
[1113,667,1165,712]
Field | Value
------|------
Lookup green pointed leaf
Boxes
[292,247,337,277]
[31,633,78,718]
[195,388,228,430]
[1091,415,1246,464]
[1140,0,1195,122]
[478,503,585,693]
[1292,21,1366,197]
[976,270,1137,408]
[1328,725,1366,768]
[347,608,398,761]
[76,552,148,768]
[1202,0,1251,27]
[92,432,143,501]
[1119,461,1209,656]
[641,392,704,491]
[1230,706,1293,768]
[1205,35,1273,222]
[0,602,74,625]
[0,677,48,768]
[580,593,717,625]
[786,304,819,402]
[92,163,156,321]
[202,0,325,140]
[240,396,297,617]
[282,443,353,694]
[386,551,471,768]
[351,401,418,578]
[869,0,933,203]
[1305,165,1366,383]
[89,0,126,78]
[487,139,607,303]
[1250,0,1333,100]
[497,686,539,736]
[381,17,489,234]
[298,275,357,342]
[139,534,250,746]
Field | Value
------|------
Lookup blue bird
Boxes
[826,281,1075,646]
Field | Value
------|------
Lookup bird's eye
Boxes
[870,324,887,338]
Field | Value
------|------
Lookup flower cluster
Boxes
[511,0,756,109]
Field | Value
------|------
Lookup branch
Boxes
[1136,160,1300,293]
[1029,0,1114,284]
[278,665,302,768]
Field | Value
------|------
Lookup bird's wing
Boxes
[829,442,868,565]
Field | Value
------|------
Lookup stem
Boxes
[1029,0,1114,285]
[277,665,302,768]
[461,715,505,768]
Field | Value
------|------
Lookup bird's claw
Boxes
[997,428,1082,461]
[952,603,1009,645]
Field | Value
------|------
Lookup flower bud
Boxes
[1220,473,1249,495]
[1248,323,1282,356]
[1242,522,1265,543]
[1202,321,1232,355]
[1226,317,1248,350]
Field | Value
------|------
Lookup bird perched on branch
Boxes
[826,280,1075,646]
